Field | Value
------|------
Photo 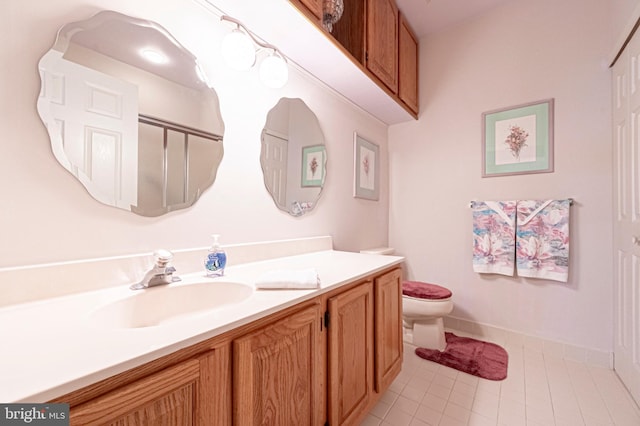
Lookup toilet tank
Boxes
[360,247,395,255]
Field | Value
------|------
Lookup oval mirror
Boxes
[36,10,224,216]
[261,98,327,216]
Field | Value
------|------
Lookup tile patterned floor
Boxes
[361,330,640,426]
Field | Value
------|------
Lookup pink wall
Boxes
[389,0,614,351]
[0,0,390,268]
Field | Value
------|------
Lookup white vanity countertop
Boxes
[0,249,403,403]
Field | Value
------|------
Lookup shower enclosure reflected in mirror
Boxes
[260,98,326,216]
[36,10,224,216]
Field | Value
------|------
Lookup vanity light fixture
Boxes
[220,15,289,88]
[220,26,255,71]
[259,51,289,89]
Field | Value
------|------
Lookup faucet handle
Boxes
[153,249,173,267]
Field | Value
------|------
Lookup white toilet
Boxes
[402,281,453,351]
[359,247,454,352]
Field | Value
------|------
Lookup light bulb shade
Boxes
[259,54,288,89]
[221,29,255,71]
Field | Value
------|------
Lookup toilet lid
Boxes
[402,281,452,300]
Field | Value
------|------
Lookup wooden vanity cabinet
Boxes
[326,267,403,426]
[68,346,231,426]
[57,266,403,426]
[235,268,402,426]
[233,302,324,426]
[327,280,375,425]
[374,268,403,392]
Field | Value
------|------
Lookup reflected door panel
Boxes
[84,128,121,207]
[38,49,139,209]
[262,131,288,208]
[37,11,225,216]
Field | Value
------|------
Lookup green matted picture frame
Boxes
[482,98,554,177]
[301,145,325,187]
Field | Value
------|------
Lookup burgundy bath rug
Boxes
[415,332,508,380]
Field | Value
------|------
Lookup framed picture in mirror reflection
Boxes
[353,133,379,201]
[301,145,326,187]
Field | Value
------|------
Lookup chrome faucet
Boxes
[130,249,181,290]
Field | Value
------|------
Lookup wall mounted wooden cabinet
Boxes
[56,267,402,426]
[290,0,419,118]
[398,13,419,114]
[290,0,322,20]
[331,0,366,63]
[366,0,399,93]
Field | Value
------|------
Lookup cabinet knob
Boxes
[633,237,640,246]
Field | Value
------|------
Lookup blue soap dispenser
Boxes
[204,234,227,277]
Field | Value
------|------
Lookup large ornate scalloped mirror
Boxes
[36,10,224,216]
[260,98,327,216]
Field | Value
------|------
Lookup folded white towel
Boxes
[255,268,320,290]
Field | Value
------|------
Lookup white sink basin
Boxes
[89,281,253,329]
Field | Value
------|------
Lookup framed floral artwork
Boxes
[482,99,554,177]
[353,133,379,200]
[301,145,325,187]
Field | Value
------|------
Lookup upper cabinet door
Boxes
[398,13,419,114]
[292,0,322,20]
[366,0,399,93]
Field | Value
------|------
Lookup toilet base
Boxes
[403,317,447,351]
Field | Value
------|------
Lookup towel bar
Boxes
[469,198,573,208]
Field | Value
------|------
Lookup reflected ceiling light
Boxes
[220,15,289,88]
[140,48,168,64]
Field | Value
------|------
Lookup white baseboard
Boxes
[443,316,613,370]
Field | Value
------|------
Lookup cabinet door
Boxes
[233,303,323,426]
[398,13,418,114]
[328,281,374,426]
[198,345,232,426]
[374,268,403,392]
[291,0,322,20]
[70,359,201,426]
[366,0,398,93]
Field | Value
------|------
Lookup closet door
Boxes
[612,28,640,406]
